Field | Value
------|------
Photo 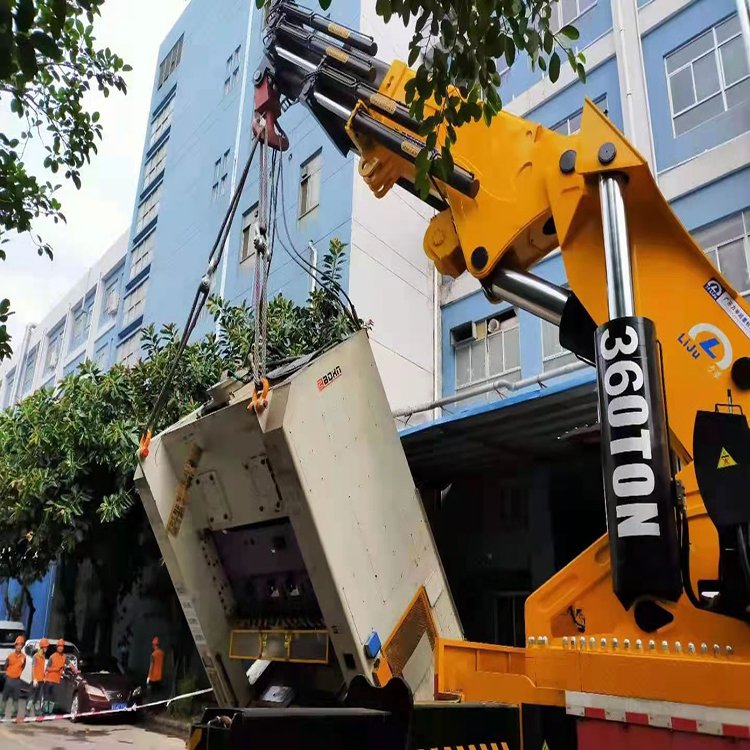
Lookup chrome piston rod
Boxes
[482,267,571,325]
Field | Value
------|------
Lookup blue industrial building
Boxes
[119,0,749,426]
[1,0,748,649]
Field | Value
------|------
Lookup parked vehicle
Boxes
[0,621,25,688]
[56,654,143,720]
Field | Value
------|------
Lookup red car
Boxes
[57,654,143,720]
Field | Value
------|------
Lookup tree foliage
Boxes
[259,0,585,195]
[0,240,357,647]
[0,0,131,357]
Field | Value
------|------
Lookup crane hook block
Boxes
[250,378,271,415]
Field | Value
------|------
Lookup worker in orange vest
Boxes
[26,637,48,716]
[147,636,164,697]
[43,639,67,715]
[1,635,26,721]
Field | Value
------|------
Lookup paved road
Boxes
[0,720,186,749]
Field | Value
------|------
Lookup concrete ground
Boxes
[0,720,186,749]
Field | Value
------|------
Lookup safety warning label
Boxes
[718,447,737,469]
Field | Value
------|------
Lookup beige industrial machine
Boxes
[135,331,461,707]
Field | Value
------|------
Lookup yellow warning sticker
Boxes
[718,447,737,469]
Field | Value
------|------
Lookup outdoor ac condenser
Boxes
[135,330,461,707]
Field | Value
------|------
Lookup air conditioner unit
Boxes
[106,290,120,315]
[450,320,478,346]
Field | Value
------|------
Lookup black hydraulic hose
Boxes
[679,504,704,609]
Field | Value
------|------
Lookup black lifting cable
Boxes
[274,153,361,326]
[139,130,264,459]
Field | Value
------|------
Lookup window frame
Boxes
[130,232,155,281]
[143,141,168,189]
[149,97,175,149]
[3,370,15,407]
[212,150,231,202]
[122,280,149,327]
[117,334,142,368]
[224,46,242,95]
[21,346,38,395]
[135,184,161,234]
[158,35,184,89]
[550,95,608,135]
[70,304,91,350]
[664,15,750,137]
[44,332,62,373]
[94,342,110,370]
[298,149,323,219]
[551,0,597,32]
[454,314,521,391]
[240,203,259,264]
[694,210,750,299]
[538,283,577,371]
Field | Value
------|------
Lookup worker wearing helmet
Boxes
[26,638,48,716]
[147,636,164,697]
[43,639,67,715]
[1,635,26,721]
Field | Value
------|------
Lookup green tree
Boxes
[0,239,358,651]
[0,0,131,358]
[259,0,585,194]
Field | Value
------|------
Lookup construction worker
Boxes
[1,635,26,721]
[147,636,164,698]
[43,639,67,715]
[26,638,48,716]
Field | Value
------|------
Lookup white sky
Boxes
[1,0,187,349]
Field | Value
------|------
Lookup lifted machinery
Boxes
[137,2,750,748]
[135,331,461,709]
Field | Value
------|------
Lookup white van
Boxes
[0,621,26,687]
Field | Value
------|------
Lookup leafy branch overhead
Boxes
[258,0,585,195]
[0,0,131,357]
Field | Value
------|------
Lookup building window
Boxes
[135,185,161,234]
[143,142,168,189]
[212,150,230,201]
[100,277,121,325]
[21,347,38,395]
[540,286,578,371]
[44,330,63,374]
[117,334,143,368]
[95,343,110,370]
[551,95,608,135]
[693,210,750,299]
[3,370,15,407]
[123,280,149,327]
[224,45,242,95]
[158,35,183,89]
[130,232,155,280]
[665,15,749,137]
[240,203,259,263]
[299,150,322,219]
[551,0,596,31]
[454,313,521,390]
[149,96,175,148]
[70,305,91,350]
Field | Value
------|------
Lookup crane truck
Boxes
[135,2,750,748]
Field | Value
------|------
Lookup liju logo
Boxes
[678,322,733,372]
